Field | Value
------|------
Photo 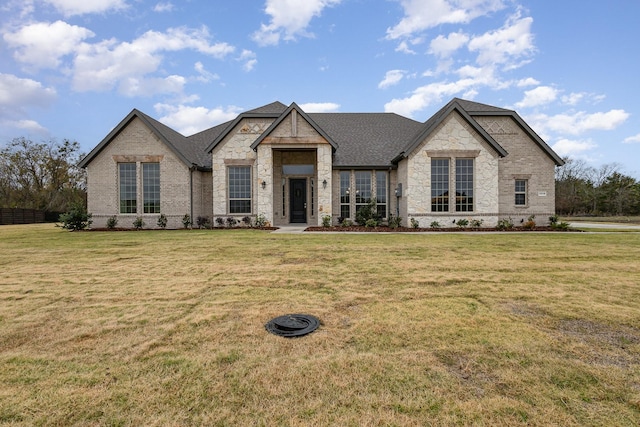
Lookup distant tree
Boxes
[0,137,86,212]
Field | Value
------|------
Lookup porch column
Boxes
[256,145,274,224]
[317,144,333,226]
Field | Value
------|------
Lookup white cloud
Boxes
[42,0,127,16]
[3,20,95,69]
[468,12,535,67]
[154,103,242,136]
[386,0,506,40]
[527,109,630,136]
[429,31,469,58]
[384,78,477,118]
[252,0,341,46]
[194,62,219,83]
[395,40,416,54]
[72,26,235,94]
[552,138,597,158]
[378,70,406,89]
[623,134,640,144]
[0,119,48,134]
[119,75,186,97]
[299,102,340,112]
[515,86,558,108]
[153,2,174,12]
[237,50,257,72]
[517,77,539,87]
[0,73,56,109]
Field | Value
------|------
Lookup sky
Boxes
[1,0,639,178]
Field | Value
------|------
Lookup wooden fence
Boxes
[0,208,46,225]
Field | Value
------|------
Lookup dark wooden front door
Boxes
[290,179,307,223]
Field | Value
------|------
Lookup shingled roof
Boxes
[80,98,563,170]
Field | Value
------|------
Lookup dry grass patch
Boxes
[1,224,640,425]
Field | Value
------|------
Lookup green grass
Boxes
[1,224,640,426]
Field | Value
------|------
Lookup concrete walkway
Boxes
[569,222,640,230]
[271,225,308,234]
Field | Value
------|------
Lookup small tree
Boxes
[355,198,381,226]
[133,217,145,230]
[59,202,92,231]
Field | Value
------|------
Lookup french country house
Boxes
[79,98,564,229]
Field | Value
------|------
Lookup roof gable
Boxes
[79,109,193,169]
[394,99,508,163]
[249,103,338,151]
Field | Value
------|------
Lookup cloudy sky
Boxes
[1,0,639,176]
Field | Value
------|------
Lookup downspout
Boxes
[190,164,196,224]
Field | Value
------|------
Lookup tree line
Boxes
[0,137,86,214]
[555,157,640,216]
[1,137,639,217]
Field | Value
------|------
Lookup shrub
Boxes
[106,215,118,229]
[254,214,267,228]
[198,216,212,229]
[226,217,237,228]
[388,214,402,229]
[341,219,353,227]
[469,219,484,228]
[552,221,570,231]
[496,217,514,231]
[182,214,192,229]
[549,214,559,225]
[355,199,381,226]
[157,213,168,229]
[522,214,536,230]
[242,216,252,227]
[455,219,469,228]
[410,217,420,229]
[215,217,225,227]
[59,203,92,231]
[365,218,378,227]
[430,221,441,229]
[132,217,145,230]
[322,215,332,227]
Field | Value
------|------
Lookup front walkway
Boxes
[271,225,308,234]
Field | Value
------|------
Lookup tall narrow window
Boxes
[340,171,350,219]
[355,171,371,214]
[376,171,387,219]
[143,163,160,213]
[228,166,251,214]
[119,163,137,214]
[515,179,527,205]
[431,159,449,212]
[455,159,474,212]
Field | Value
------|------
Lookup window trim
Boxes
[515,179,528,206]
[228,165,252,214]
[119,162,137,214]
[455,158,474,212]
[340,171,351,220]
[142,162,160,214]
[431,158,450,212]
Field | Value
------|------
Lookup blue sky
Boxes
[1,0,639,177]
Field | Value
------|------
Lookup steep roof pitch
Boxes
[393,98,509,163]
[249,102,338,151]
[79,109,197,169]
[455,98,565,166]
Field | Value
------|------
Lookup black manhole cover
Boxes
[265,314,320,337]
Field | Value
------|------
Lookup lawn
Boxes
[1,224,639,426]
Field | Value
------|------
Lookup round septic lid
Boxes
[265,314,320,337]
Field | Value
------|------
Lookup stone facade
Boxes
[82,99,562,229]
[85,117,208,229]
[399,112,500,227]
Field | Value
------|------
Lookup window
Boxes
[431,159,449,212]
[340,171,350,219]
[355,171,371,214]
[455,159,474,212]
[143,163,160,213]
[119,163,137,214]
[228,166,251,214]
[515,179,527,205]
[376,171,387,219]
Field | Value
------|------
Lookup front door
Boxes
[290,179,307,223]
